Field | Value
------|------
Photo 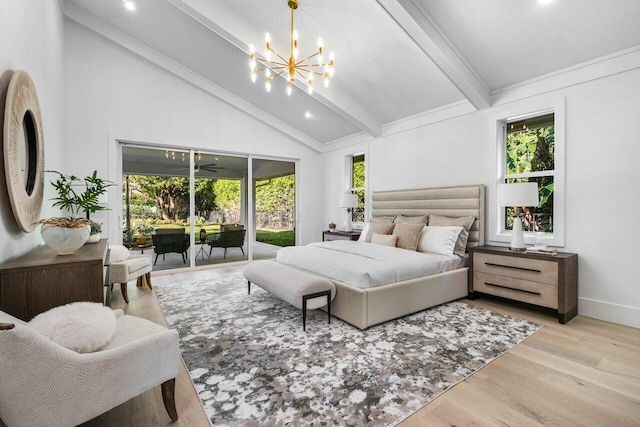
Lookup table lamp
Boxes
[339,193,359,232]
[498,182,539,251]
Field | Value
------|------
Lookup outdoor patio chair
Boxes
[207,225,246,259]
[152,229,190,265]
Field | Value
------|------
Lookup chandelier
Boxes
[249,0,334,96]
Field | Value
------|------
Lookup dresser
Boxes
[0,239,110,321]
[468,245,578,324]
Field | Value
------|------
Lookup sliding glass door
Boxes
[251,158,296,260]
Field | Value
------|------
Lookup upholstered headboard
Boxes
[370,184,485,249]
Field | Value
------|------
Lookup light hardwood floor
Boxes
[58,266,640,426]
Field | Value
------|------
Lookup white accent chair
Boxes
[0,309,180,426]
[109,254,153,303]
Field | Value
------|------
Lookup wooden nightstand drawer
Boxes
[474,272,558,309]
[474,252,558,285]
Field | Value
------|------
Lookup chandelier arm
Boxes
[273,70,286,78]
[295,69,309,80]
[265,64,288,70]
[270,48,289,65]
[296,51,320,66]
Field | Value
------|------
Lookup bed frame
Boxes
[326,184,484,329]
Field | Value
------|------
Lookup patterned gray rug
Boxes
[154,274,541,426]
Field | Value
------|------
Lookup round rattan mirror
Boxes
[3,70,44,232]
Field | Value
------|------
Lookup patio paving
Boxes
[132,240,282,272]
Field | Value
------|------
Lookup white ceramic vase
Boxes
[86,234,101,244]
[41,224,91,255]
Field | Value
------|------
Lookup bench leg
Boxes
[302,290,332,331]
[247,281,251,295]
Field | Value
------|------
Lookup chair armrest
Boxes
[0,323,15,330]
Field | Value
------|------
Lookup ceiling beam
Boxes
[166,0,383,137]
[377,0,491,110]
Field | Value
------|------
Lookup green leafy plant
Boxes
[49,170,114,217]
[89,221,102,235]
[135,223,155,237]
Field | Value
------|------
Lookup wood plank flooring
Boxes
[3,265,639,426]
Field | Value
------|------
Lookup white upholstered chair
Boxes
[0,309,180,426]
[109,254,153,303]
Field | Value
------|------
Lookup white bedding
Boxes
[275,240,464,289]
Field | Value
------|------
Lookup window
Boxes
[503,113,555,232]
[350,154,365,223]
[492,100,565,247]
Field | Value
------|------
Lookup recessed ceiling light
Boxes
[124,1,136,11]
[305,112,312,119]
[538,0,553,5]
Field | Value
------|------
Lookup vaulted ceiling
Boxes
[62,0,640,151]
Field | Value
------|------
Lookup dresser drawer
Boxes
[473,252,558,285]
[474,272,558,309]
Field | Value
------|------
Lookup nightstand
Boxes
[322,230,361,242]
[468,245,578,324]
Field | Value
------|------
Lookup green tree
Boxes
[194,178,217,214]
[213,179,241,211]
[129,175,189,221]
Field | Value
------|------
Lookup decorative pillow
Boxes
[394,214,428,224]
[429,215,476,256]
[371,233,397,247]
[357,223,370,242]
[29,302,117,353]
[370,216,395,224]
[364,222,395,242]
[109,245,130,262]
[392,222,426,251]
[417,226,463,256]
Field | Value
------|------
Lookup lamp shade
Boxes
[338,193,358,208]
[498,182,539,207]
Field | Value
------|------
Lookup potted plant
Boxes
[135,223,155,246]
[38,171,114,255]
[87,221,102,244]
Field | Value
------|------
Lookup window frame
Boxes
[490,98,566,247]
[345,151,367,227]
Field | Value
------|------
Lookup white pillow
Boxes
[29,302,117,353]
[358,223,370,242]
[109,245,130,262]
[417,226,463,256]
[371,233,397,247]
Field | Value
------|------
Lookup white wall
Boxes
[322,67,640,328]
[63,23,323,245]
[0,0,65,263]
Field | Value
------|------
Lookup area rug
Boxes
[154,274,541,426]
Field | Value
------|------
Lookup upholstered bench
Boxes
[243,260,336,330]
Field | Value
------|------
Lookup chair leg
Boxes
[146,273,153,289]
[224,248,227,259]
[121,283,129,304]
[181,253,185,263]
[154,254,159,265]
[161,378,179,422]
[137,276,143,287]
[240,247,245,256]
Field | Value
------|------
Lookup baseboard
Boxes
[578,297,640,329]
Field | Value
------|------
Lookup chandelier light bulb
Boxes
[249,44,255,54]
[265,77,271,92]
[324,73,329,88]
[287,82,292,96]
[293,30,298,41]
[251,70,257,82]
[266,69,272,78]
[308,80,313,95]
[265,32,271,43]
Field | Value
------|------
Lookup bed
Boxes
[279,184,484,329]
